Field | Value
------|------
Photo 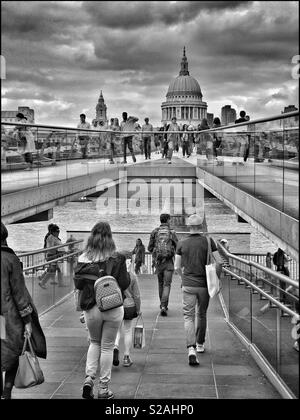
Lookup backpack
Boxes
[94,260,123,312]
[272,252,278,266]
[155,225,174,261]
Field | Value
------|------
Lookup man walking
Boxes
[141,117,153,160]
[175,214,222,366]
[77,114,91,159]
[166,117,180,164]
[120,112,137,164]
[148,214,178,316]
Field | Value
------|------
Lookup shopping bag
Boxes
[205,237,221,298]
[74,289,81,311]
[14,333,45,388]
[133,314,145,349]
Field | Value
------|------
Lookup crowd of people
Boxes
[1,213,299,400]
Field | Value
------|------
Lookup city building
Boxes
[1,106,35,123]
[94,90,108,127]
[207,112,214,127]
[281,105,299,128]
[221,105,237,126]
[161,47,207,127]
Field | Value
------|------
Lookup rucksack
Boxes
[155,225,174,261]
[94,260,123,312]
[273,252,278,266]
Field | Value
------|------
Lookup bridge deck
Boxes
[12,274,281,399]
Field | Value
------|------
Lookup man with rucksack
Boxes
[148,214,178,316]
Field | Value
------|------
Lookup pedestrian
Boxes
[212,117,223,163]
[38,224,65,289]
[73,221,130,399]
[174,214,222,366]
[273,248,290,303]
[235,110,248,124]
[1,222,47,399]
[131,238,145,274]
[166,117,180,164]
[77,114,91,159]
[113,271,141,367]
[181,124,189,158]
[161,124,169,159]
[198,118,213,160]
[120,112,138,164]
[142,117,153,160]
[11,112,35,171]
[108,117,120,164]
[148,213,178,315]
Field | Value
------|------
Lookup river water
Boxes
[7,196,277,255]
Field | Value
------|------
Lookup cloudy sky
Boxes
[1,1,299,127]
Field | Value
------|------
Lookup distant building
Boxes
[94,91,108,127]
[206,113,214,127]
[1,106,35,123]
[221,105,236,126]
[281,105,298,128]
[161,47,207,127]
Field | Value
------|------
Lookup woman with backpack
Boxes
[113,271,141,368]
[73,221,130,400]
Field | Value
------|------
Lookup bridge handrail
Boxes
[23,250,82,272]
[218,243,299,289]
[1,110,298,135]
[16,240,84,257]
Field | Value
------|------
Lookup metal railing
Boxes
[218,242,299,398]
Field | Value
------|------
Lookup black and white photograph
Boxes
[1,0,299,403]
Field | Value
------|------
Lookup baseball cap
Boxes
[187,214,203,226]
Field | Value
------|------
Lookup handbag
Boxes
[133,313,145,349]
[205,236,221,298]
[123,293,137,320]
[14,333,45,388]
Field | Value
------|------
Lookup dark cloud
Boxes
[1,1,298,126]
[83,1,250,29]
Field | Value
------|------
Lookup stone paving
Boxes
[12,274,281,399]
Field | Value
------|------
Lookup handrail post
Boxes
[249,265,253,343]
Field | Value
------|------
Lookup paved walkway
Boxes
[12,274,281,399]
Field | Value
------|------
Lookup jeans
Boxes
[182,142,190,157]
[182,286,210,347]
[167,141,174,161]
[123,136,136,162]
[84,304,123,385]
[114,319,133,356]
[143,137,151,159]
[39,262,63,286]
[157,268,173,309]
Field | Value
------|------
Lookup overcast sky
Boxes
[1,1,299,127]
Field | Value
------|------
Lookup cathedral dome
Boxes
[167,75,202,97]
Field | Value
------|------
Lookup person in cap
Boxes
[175,213,222,366]
[220,238,229,251]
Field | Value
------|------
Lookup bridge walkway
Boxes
[12,274,281,399]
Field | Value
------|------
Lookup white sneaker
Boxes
[188,347,199,366]
[196,343,205,353]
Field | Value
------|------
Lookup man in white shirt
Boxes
[141,117,153,160]
[120,112,137,163]
[77,114,91,159]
